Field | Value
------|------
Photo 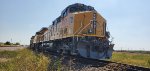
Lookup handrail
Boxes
[73,21,83,35]
[77,21,92,34]
[73,15,85,35]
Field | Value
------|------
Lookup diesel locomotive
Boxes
[30,3,114,59]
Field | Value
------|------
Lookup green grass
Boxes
[111,52,150,68]
[0,51,18,58]
[0,48,49,71]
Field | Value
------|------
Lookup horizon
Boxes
[0,0,150,50]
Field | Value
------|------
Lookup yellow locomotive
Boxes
[30,3,114,59]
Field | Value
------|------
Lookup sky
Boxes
[0,0,150,50]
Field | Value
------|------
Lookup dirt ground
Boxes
[0,47,24,51]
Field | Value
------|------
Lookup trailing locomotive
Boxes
[30,3,114,59]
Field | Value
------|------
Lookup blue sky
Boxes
[0,0,150,50]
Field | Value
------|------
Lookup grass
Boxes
[0,48,49,71]
[111,52,150,68]
[0,51,18,58]
[1,48,149,71]
[48,57,62,71]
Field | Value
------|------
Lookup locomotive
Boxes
[30,3,114,59]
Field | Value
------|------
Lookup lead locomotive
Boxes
[30,3,114,59]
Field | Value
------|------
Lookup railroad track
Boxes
[74,56,150,71]
[41,51,150,71]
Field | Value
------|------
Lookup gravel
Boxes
[48,55,131,71]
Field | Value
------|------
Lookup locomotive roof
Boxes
[62,3,95,14]
[31,36,35,39]
[52,3,95,26]
[36,27,48,35]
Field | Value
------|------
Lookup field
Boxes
[0,49,150,71]
[111,51,150,68]
[0,49,49,71]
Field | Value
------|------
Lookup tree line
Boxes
[0,41,20,46]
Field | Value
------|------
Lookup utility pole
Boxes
[11,38,12,44]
